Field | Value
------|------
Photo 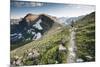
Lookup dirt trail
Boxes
[67,27,77,63]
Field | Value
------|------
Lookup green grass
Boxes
[11,27,70,65]
[75,12,95,62]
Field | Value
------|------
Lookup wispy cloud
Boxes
[11,1,45,7]
[11,1,95,19]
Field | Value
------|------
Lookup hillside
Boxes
[74,12,95,62]
[11,26,70,65]
[10,13,70,65]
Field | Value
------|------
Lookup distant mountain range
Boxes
[10,19,21,24]
[58,15,84,25]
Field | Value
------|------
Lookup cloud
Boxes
[11,1,44,7]
[30,2,44,7]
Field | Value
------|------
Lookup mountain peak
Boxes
[11,13,62,44]
[24,13,39,23]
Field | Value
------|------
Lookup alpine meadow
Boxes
[10,1,95,66]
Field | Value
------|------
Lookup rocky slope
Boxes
[11,13,62,50]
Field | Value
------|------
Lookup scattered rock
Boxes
[85,56,93,60]
[59,44,66,51]
[12,56,23,66]
[76,58,84,63]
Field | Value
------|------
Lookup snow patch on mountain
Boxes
[33,19,43,30]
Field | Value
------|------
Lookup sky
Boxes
[11,1,95,19]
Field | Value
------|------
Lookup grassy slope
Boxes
[74,12,95,61]
[11,26,70,65]
[10,21,62,50]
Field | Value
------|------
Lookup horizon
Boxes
[11,1,95,19]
